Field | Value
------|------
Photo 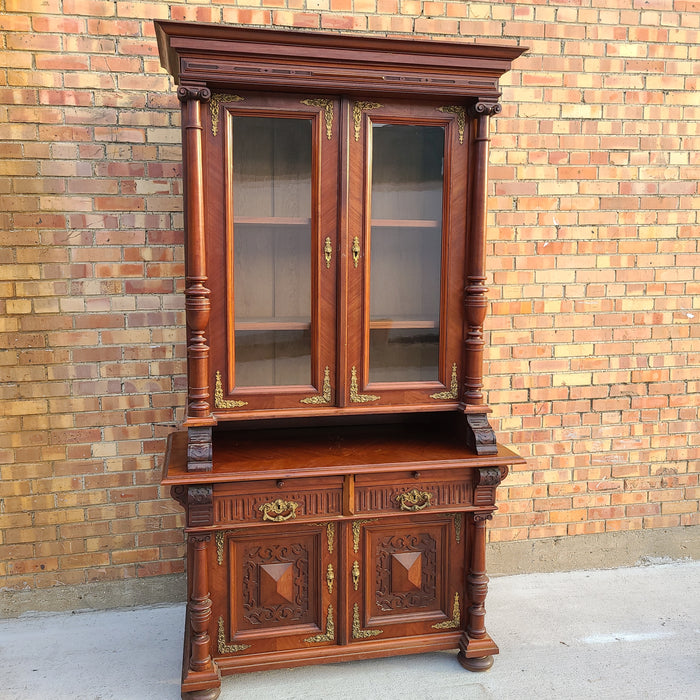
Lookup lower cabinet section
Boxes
[213,514,463,661]
[180,512,498,698]
[165,432,524,699]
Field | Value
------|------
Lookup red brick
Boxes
[63,0,115,16]
[1,0,698,591]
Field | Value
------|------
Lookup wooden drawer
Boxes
[354,469,473,514]
[213,476,344,525]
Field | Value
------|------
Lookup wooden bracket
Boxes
[465,414,497,455]
[187,426,213,472]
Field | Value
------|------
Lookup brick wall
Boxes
[1,0,698,592]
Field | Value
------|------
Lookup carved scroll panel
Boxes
[232,532,318,631]
[363,519,457,628]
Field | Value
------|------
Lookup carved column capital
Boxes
[469,99,502,118]
[177,85,211,103]
[188,486,213,505]
[477,467,502,487]
[188,533,212,544]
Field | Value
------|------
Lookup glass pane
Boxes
[369,124,444,383]
[369,328,439,382]
[232,116,312,387]
[235,330,311,387]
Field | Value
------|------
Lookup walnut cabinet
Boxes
[156,21,525,699]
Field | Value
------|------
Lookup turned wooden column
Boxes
[189,535,214,672]
[183,534,221,699]
[464,99,501,455]
[466,512,491,639]
[458,510,497,671]
[178,84,214,472]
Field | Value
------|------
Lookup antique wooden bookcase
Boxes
[156,20,526,699]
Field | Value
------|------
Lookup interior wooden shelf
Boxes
[369,318,438,330]
[163,425,525,484]
[234,216,311,226]
[235,318,311,331]
[372,218,441,228]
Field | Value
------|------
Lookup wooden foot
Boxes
[183,686,221,700]
[458,653,494,672]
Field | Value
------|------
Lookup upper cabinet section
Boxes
[155,21,526,424]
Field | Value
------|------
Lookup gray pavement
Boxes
[0,561,698,700]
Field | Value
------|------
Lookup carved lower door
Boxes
[349,514,465,642]
[215,522,337,658]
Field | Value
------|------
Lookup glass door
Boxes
[368,123,444,383]
[346,101,467,407]
[232,115,313,388]
[207,94,338,412]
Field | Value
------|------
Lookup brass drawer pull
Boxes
[259,498,299,522]
[396,489,432,512]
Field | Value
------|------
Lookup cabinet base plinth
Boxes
[181,671,221,700]
[457,632,499,672]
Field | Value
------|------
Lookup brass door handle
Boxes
[352,236,360,268]
[396,489,432,512]
[259,499,299,522]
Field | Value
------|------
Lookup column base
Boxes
[457,632,499,672]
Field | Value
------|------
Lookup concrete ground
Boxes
[0,562,698,700]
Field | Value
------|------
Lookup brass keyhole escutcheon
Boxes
[324,237,332,268]
[352,236,360,268]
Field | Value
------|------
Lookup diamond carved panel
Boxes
[375,532,437,612]
[238,538,315,628]
[391,551,422,593]
[259,562,294,606]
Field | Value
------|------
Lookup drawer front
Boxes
[354,469,473,514]
[214,476,344,525]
